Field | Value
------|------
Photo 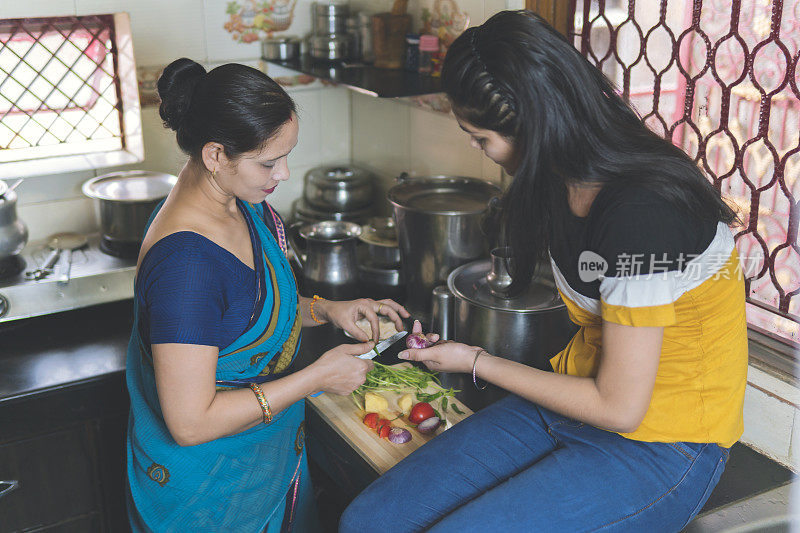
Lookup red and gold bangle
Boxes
[249,383,273,424]
[310,295,325,324]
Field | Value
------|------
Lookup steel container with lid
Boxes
[441,249,578,410]
[388,174,502,319]
[82,171,177,255]
[304,165,374,212]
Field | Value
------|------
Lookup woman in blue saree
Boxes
[126,58,409,532]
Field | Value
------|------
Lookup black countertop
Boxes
[0,300,403,403]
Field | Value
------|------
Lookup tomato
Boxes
[409,402,435,424]
[378,424,391,439]
[363,412,379,429]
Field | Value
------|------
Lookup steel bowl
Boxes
[261,36,301,61]
[309,33,350,61]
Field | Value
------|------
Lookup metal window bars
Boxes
[0,15,123,162]
[574,0,800,347]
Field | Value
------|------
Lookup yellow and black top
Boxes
[548,186,748,448]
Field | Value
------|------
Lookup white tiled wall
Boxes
[742,365,800,471]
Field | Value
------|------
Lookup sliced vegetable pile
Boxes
[351,361,463,416]
[356,363,465,445]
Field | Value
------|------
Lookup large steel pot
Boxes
[0,180,28,259]
[388,174,501,320]
[82,171,177,247]
[304,166,374,212]
[441,250,578,410]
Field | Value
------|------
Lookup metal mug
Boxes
[0,180,28,259]
[297,220,361,300]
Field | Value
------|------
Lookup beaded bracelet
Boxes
[472,349,488,390]
[310,295,325,324]
[249,383,273,424]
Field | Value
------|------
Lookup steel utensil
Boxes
[26,232,88,281]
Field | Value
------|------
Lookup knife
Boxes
[356,330,408,360]
[308,330,408,398]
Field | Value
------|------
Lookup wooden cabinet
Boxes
[0,375,129,533]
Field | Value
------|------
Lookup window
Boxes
[574,0,800,349]
[0,14,142,178]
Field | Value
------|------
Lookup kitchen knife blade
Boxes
[357,330,408,360]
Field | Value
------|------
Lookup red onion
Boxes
[406,333,433,349]
[387,427,412,444]
[416,416,440,434]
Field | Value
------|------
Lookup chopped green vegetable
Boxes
[353,362,459,408]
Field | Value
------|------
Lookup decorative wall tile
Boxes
[0,0,76,18]
[76,0,208,66]
[204,0,314,63]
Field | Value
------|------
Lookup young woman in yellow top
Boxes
[341,10,748,532]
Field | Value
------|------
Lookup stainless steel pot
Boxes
[442,251,578,410]
[82,171,177,246]
[0,180,28,259]
[304,166,374,212]
[313,2,349,34]
[309,33,350,61]
[261,36,301,61]
[297,220,361,300]
[388,174,502,320]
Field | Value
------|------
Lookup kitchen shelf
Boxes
[265,55,442,98]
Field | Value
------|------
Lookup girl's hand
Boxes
[319,298,410,341]
[398,341,479,374]
[312,342,375,396]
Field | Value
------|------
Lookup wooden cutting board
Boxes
[307,363,473,475]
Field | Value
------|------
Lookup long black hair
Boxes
[442,10,738,292]
[157,58,296,159]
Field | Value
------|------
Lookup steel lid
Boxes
[82,171,178,203]
[388,176,501,215]
[447,260,565,313]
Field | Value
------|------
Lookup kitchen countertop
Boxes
[0,300,400,403]
[1,300,793,530]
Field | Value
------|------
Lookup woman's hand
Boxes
[318,298,410,341]
[398,338,479,374]
[312,342,376,395]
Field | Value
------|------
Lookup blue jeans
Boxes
[340,395,729,532]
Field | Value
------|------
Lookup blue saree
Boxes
[126,200,317,532]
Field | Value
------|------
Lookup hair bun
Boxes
[157,58,206,131]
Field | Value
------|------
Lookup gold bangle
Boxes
[310,295,325,324]
[249,383,273,424]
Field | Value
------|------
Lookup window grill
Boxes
[0,15,126,164]
[574,0,800,347]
